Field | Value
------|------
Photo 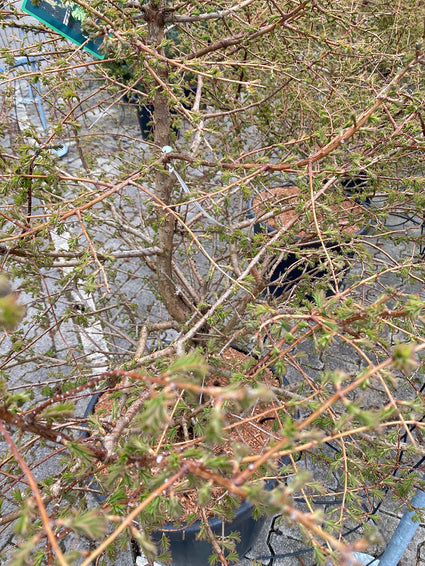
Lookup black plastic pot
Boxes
[150,490,271,566]
[248,183,369,298]
[136,104,154,140]
[121,94,153,140]
[83,351,285,566]
[340,175,371,204]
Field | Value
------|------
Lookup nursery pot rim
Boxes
[247,182,369,238]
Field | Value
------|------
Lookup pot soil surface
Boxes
[91,348,282,522]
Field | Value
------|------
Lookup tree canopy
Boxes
[0,1,425,564]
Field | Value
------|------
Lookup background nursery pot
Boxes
[248,183,369,298]
[84,348,283,566]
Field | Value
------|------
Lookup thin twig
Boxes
[200,508,229,566]
[0,422,69,566]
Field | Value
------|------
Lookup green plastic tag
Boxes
[22,0,104,59]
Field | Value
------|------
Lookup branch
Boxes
[296,51,425,167]
[0,422,69,566]
[0,170,143,244]
[130,35,259,86]
[233,341,425,487]
[184,1,310,60]
[201,508,228,566]
[186,33,243,60]
[164,0,256,23]
[102,389,150,458]
[79,468,186,566]
[0,404,73,445]
[162,50,425,173]
[203,80,293,120]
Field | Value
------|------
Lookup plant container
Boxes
[84,348,284,565]
[136,104,154,139]
[248,183,369,298]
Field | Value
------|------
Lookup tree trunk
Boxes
[146,1,190,323]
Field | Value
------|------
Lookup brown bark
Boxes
[0,403,72,444]
[146,1,191,323]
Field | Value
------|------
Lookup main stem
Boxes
[146,0,190,323]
